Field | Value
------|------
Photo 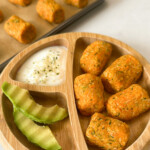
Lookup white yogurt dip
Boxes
[16,46,67,86]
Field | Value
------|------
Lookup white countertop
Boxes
[0,0,150,149]
[62,0,150,62]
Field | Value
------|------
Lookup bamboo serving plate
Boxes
[0,32,150,150]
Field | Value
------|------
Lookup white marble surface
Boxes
[0,0,150,149]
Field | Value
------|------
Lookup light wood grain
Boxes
[0,32,150,150]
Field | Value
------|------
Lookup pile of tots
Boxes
[0,0,88,44]
[74,40,150,150]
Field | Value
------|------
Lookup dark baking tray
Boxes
[0,0,105,73]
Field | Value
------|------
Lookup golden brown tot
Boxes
[101,55,142,93]
[65,0,88,8]
[4,15,36,44]
[9,0,32,6]
[0,10,4,23]
[86,113,129,150]
[107,84,150,120]
[36,0,65,24]
[80,41,112,75]
[74,74,104,116]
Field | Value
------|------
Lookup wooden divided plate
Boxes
[0,32,150,150]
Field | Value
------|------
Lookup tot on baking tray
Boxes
[107,84,150,120]
[101,54,143,93]
[74,73,104,116]
[2,0,91,45]
[0,10,4,23]
[8,0,32,6]
[36,0,65,24]
[65,0,88,8]
[86,113,129,150]
[4,15,36,44]
[80,41,112,75]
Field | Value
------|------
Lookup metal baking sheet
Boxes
[0,0,104,72]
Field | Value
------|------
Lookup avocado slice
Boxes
[2,82,68,124]
[14,108,61,150]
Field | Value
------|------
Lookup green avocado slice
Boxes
[2,82,68,124]
[13,108,61,150]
